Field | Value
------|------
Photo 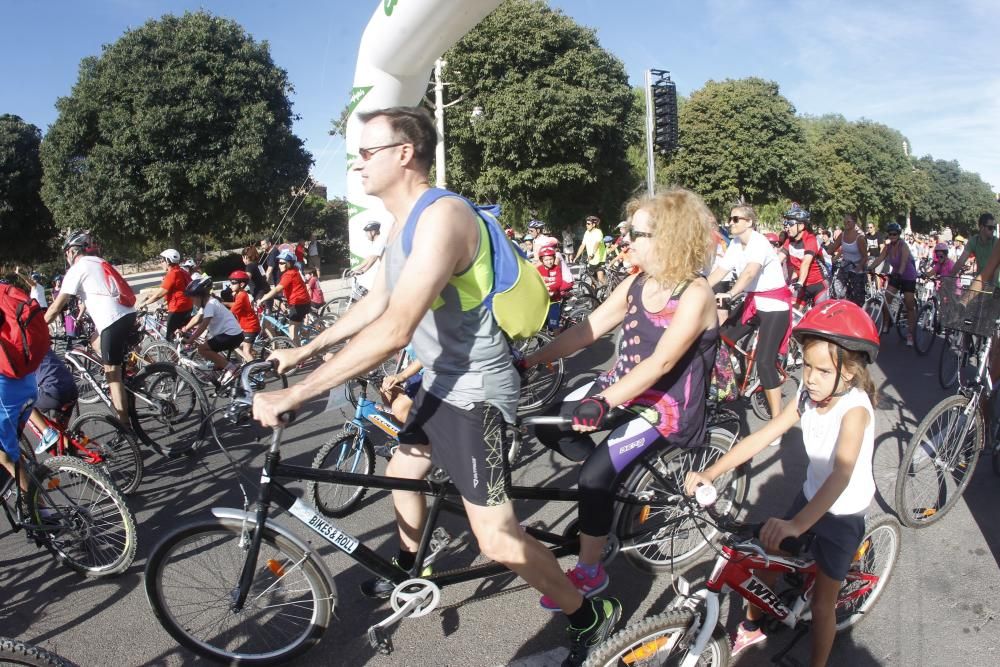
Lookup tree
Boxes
[40,11,311,261]
[439,0,640,231]
[912,157,999,234]
[662,77,814,216]
[0,115,58,265]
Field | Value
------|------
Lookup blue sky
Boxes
[3,0,998,200]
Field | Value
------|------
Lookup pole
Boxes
[644,69,656,196]
[434,58,447,189]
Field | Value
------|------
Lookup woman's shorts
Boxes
[288,303,311,323]
[784,490,866,581]
[888,274,917,294]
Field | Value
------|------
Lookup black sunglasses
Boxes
[629,230,653,239]
[357,143,404,160]
[729,215,748,223]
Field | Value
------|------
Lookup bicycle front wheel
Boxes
[582,609,730,667]
[615,431,747,572]
[938,330,964,390]
[862,297,884,335]
[67,413,144,495]
[835,514,900,631]
[515,333,565,414]
[29,456,137,577]
[128,362,209,457]
[894,394,983,528]
[145,517,334,665]
[0,637,77,667]
[913,302,936,355]
[309,433,376,518]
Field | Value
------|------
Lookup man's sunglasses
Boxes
[729,215,748,223]
[357,143,404,160]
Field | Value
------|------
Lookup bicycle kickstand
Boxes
[770,625,809,667]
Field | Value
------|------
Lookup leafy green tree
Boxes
[440,0,640,231]
[911,157,999,234]
[41,11,311,261]
[662,77,814,216]
[0,115,58,265]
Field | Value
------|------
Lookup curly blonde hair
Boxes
[625,187,717,285]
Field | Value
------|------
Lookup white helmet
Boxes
[182,258,196,268]
[160,249,181,264]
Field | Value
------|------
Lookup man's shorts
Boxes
[288,303,311,323]
[397,388,510,507]
[0,374,37,462]
[100,312,138,366]
[242,331,259,346]
[784,491,866,581]
[207,332,244,353]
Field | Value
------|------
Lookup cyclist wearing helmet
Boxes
[135,248,193,341]
[573,215,607,286]
[352,222,385,290]
[925,242,955,278]
[44,231,136,424]
[686,299,879,666]
[780,204,829,307]
[952,212,997,282]
[259,249,311,345]
[536,246,572,331]
[179,276,245,383]
[527,219,558,259]
[225,270,260,362]
[19,270,48,309]
[867,222,918,345]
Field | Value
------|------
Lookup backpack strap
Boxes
[401,188,471,255]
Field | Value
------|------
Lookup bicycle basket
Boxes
[937,276,1000,337]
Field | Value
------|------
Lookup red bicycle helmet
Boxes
[764,232,779,245]
[793,299,880,364]
[229,270,251,282]
[538,246,557,258]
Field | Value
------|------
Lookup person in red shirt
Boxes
[536,246,572,331]
[225,270,261,362]
[295,241,306,269]
[259,249,311,345]
[779,205,829,307]
[135,248,193,340]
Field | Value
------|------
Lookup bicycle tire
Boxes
[894,303,908,341]
[28,456,137,577]
[128,362,209,457]
[913,302,936,355]
[582,609,730,667]
[309,433,376,518]
[834,514,901,631]
[0,637,78,667]
[319,295,352,322]
[862,297,884,335]
[145,517,333,664]
[894,394,983,528]
[515,332,565,414]
[615,431,747,572]
[938,330,963,390]
[66,413,144,495]
[140,340,180,364]
[64,350,105,405]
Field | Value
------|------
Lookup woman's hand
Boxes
[562,396,609,433]
[381,374,401,392]
[683,471,715,496]
[759,517,803,553]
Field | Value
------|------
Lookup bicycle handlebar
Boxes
[239,359,295,424]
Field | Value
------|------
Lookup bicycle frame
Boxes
[23,414,107,467]
[63,347,170,413]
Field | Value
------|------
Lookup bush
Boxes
[201,253,245,280]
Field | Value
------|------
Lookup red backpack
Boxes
[101,261,136,307]
[0,282,51,378]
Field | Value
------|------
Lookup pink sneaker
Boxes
[731,622,767,656]
[539,563,609,611]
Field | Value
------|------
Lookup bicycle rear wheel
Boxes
[65,350,105,405]
[145,517,334,664]
[938,330,964,390]
[582,609,730,667]
[128,362,209,457]
[835,514,900,631]
[309,433,376,517]
[913,302,936,355]
[66,413,144,495]
[255,334,294,360]
[28,456,137,577]
[515,333,565,414]
[615,431,747,572]
[862,297,884,335]
[894,394,982,528]
[0,637,77,667]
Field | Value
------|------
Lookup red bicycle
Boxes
[23,410,143,495]
[583,492,900,666]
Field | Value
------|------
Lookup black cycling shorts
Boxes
[242,331,259,346]
[166,309,193,341]
[100,313,138,366]
[888,274,916,294]
[207,332,244,353]
[288,303,311,323]
[397,388,510,507]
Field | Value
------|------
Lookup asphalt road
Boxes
[1,332,998,667]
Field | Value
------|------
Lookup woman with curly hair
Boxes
[520,187,719,609]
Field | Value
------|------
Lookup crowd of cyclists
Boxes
[1,104,997,666]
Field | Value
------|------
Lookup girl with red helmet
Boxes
[685,299,879,666]
[226,270,260,362]
[536,246,572,331]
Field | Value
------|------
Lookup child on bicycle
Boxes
[379,346,423,423]
[536,246,573,332]
[27,349,80,453]
[684,299,879,666]
[225,270,261,363]
[179,276,246,384]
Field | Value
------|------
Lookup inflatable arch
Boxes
[344,0,503,265]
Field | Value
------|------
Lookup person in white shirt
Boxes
[352,222,385,292]
[307,232,322,277]
[24,272,48,308]
[178,276,246,385]
[44,231,136,423]
[708,205,792,423]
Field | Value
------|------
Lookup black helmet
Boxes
[363,222,381,233]
[184,276,213,297]
[62,230,92,252]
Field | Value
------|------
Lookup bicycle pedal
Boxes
[425,527,469,567]
[367,625,393,655]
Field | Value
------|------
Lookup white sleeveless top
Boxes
[799,386,875,516]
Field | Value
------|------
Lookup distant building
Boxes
[311,183,328,200]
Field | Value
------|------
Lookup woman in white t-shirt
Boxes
[179,276,245,385]
[708,204,792,422]
[685,300,879,666]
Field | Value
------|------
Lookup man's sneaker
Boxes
[540,563,609,611]
[731,621,767,656]
[360,556,432,599]
[563,597,622,667]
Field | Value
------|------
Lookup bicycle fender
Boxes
[680,590,720,667]
[210,507,338,600]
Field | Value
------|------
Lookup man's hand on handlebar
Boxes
[252,386,301,428]
[267,346,307,376]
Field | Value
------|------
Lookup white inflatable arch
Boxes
[345,0,503,264]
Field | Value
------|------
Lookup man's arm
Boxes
[951,246,973,276]
[968,242,1000,292]
[44,292,71,325]
[136,287,167,309]
[353,254,378,275]
[254,198,477,426]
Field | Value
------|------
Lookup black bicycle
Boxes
[144,361,748,664]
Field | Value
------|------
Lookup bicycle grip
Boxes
[750,524,811,557]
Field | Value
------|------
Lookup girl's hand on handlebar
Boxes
[684,471,715,497]
[759,517,802,554]
[562,396,609,432]
[381,374,401,392]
